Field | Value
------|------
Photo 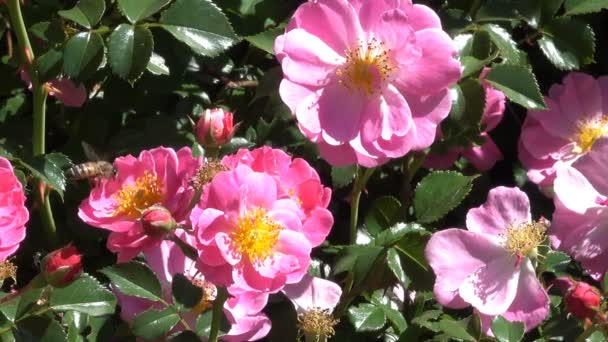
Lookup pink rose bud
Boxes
[564,280,601,321]
[141,205,176,237]
[195,108,238,147]
[43,246,83,287]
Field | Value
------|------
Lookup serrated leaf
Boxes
[58,0,105,29]
[132,307,180,340]
[364,196,401,236]
[147,52,170,76]
[565,0,608,15]
[63,32,105,80]
[544,250,571,274]
[172,274,202,309]
[14,315,67,341]
[168,330,201,341]
[382,305,407,334]
[387,248,410,290]
[18,153,71,199]
[50,274,116,316]
[244,26,283,54]
[108,24,154,82]
[414,171,476,223]
[491,316,524,342]
[333,245,384,289]
[159,0,238,57]
[331,165,357,189]
[484,64,546,110]
[100,262,163,301]
[439,319,475,341]
[117,0,171,23]
[482,24,526,64]
[539,17,596,70]
[374,223,425,247]
[30,21,67,44]
[348,303,386,332]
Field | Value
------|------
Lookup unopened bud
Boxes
[141,205,176,237]
[195,108,238,147]
[560,278,601,321]
[43,246,82,288]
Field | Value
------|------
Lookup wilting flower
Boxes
[551,165,608,280]
[195,108,238,147]
[78,147,202,261]
[221,147,333,247]
[19,68,87,107]
[283,275,341,341]
[425,187,549,334]
[425,68,505,171]
[192,165,313,293]
[0,157,28,261]
[275,0,460,166]
[42,246,83,287]
[519,72,608,187]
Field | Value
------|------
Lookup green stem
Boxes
[209,287,228,342]
[349,167,375,244]
[7,0,57,247]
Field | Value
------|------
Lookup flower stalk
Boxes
[208,287,228,342]
[349,167,375,244]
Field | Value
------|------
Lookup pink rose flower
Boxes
[519,72,608,187]
[19,68,87,107]
[195,108,239,147]
[425,187,549,334]
[551,165,608,280]
[0,157,28,261]
[192,165,313,293]
[425,68,506,171]
[78,147,202,261]
[222,147,333,247]
[275,0,461,166]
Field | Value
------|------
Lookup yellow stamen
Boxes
[336,38,394,96]
[503,220,547,258]
[298,308,339,339]
[232,208,282,263]
[573,116,608,154]
[113,171,163,219]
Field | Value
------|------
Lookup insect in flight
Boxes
[65,142,116,182]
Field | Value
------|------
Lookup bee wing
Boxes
[82,141,104,162]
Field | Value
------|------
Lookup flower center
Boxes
[297,308,339,339]
[573,116,608,154]
[232,208,282,263]
[113,171,163,219]
[336,38,393,96]
[503,220,547,259]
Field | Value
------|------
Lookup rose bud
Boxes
[141,205,177,237]
[195,108,238,147]
[564,280,601,321]
[43,246,83,287]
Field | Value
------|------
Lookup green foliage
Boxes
[348,303,387,332]
[331,165,357,189]
[491,316,524,342]
[414,171,477,224]
[108,24,154,82]
[539,18,596,70]
[117,0,172,24]
[100,262,163,301]
[63,32,105,80]
[58,0,106,29]
[49,275,117,316]
[484,64,546,110]
[564,0,608,15]
[132,307,181,340]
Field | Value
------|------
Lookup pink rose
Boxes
[195,108,238,147]
[0,157,28,261]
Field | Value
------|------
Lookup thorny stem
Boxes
[349,167,375,244]
[209,287,228,342]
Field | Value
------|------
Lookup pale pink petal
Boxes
[462,134,503,171]
[404,89,452,150]
[553,166,600,214]
[318,84,365,145]
[466,187,531,236]
[282,274,342,313]
[572,137,608,195]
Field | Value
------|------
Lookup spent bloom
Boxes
[425,187,549,334]
[0,157,28,261]
[192,164,314,293]
[195,108,238,147]
[19,68,87,107]
[425,68,506,171]
[519,72,608,187]
[222,147,333,247]
[78,147,202,261]
[275,0,461,166]
[550,164,608,280]
[42,246,83,287]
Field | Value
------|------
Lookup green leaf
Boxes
[50,274,117,316]
[348,303,386,332]
[18,153,72,199]
[36,49,63,83]
[387,248,410,289]
[482,24,526,64]
[565,0,608,15]
[172,274,203,309]
[414,171,476,223]
[331,165,357,189]
[587,331,607,342]
[147,52,170,76]
[168,330,202,341]
[333,245,384,289]
[491,316,524,342]
[14,315,67,341]
[394,227,433,291]
[117,0,171,23]
[544,250,571,274]
[383,306,407,334]
[159,0,238,57]
[100,262,163,301]
[439,318,475,341]
[108,24,154,82]
[29,21,66,45]
[15,286,46,319]
[470,30,492,60]
[364,196,402,236]
[63,32,105,80]
[132,307,181,340]
[484,64,546,110]
[539,17,596,70]
[58,0,105,29]
[374,223,425,247]
[244,26,283,54]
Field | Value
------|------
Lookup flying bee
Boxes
[65,142,116,182]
